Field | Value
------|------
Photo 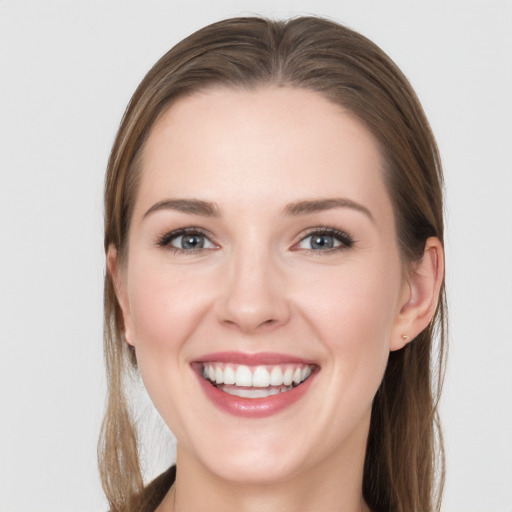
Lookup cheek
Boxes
[124,258,213,408]
[296,259,401,390]
[127,260,209,350]
[301,256,400,331]
[124,260,212,432]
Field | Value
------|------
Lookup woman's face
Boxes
[114,87,410,483]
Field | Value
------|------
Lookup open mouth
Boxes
[197,362,315,399]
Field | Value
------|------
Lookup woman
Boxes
[99,16,446,512]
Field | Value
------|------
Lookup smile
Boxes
[192,353,318,418]
[201,363,314,398]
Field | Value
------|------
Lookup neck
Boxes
[157,426,371,512]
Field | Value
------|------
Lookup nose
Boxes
[215,245,291,334]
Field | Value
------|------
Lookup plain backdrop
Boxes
[0,1,511,511]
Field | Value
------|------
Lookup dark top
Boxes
[134,466,376,511]
[137,465,176,512]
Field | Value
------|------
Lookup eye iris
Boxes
[311,234,334,249]
[182,234,204,249]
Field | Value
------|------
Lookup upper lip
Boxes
[190,351,317,366]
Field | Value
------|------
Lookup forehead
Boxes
[136,87,392,222]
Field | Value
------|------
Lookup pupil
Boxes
[311,235,334,249]
[182,234,204,249]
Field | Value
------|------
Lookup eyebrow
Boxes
[283,198,374,222]
[143,197,374,222]
[143,198,221,219]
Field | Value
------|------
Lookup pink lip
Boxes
[191,351,316,365]
[191,352,319,418]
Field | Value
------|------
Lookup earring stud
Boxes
[401,334,410,342]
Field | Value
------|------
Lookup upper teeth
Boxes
[202,363,313,388]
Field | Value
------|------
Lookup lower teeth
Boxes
[216,384,293,398]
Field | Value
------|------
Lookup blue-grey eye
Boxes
[180,234,204,249]
[167,232,215,250]
[297,229,352,251]
[162,231,215,251]
[310,234,335,249]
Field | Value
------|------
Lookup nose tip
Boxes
[215,256,290,334]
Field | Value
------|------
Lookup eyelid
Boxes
[156,227,217,252]
[291,226,354,252]
[155,225,354,254]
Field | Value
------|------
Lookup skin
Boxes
[109,87,444,512]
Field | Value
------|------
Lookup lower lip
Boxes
[195,370,317,418]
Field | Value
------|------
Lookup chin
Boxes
[176,425,310,486]
[203,451,304,485]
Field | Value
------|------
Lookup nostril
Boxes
[221,316,280,332]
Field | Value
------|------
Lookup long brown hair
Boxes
[99,16,446,512]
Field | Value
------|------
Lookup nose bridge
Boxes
[217,236,290,333]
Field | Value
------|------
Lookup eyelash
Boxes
[156,227,214,255]
[156,226,354,255]
[294,227,354,253]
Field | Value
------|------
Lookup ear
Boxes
[390,237,444,351]
[107,245,136,347]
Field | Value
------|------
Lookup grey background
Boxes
[1,1,511,510]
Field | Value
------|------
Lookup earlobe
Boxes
[107,245,136,347]
[390,237,444,351]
